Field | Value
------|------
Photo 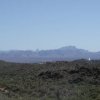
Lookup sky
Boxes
[0,0,100,51]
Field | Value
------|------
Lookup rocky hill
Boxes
[0,60,100,100]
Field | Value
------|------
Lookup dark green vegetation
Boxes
[0,60,100,100]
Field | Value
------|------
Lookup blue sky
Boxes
[0,0,100,51]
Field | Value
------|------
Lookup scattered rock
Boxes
[69,77,83,84]
[38,71,63,79]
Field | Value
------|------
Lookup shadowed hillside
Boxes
[0,60,100,100]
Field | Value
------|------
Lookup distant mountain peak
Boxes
[0,46,100,63]
[59,46,77,50]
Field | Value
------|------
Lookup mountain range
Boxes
[0,46,100,63]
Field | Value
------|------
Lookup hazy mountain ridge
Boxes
[0,46,100,63]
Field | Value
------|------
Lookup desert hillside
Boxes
[0,60,100,100]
